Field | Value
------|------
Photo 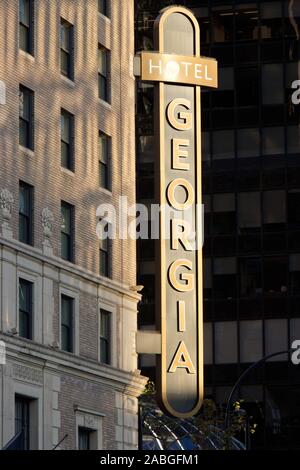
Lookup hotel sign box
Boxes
[135,7,218,418]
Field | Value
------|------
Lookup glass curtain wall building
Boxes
[135,0,300,449]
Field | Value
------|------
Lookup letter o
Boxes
[167,178,195,211]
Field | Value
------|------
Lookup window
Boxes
[212,67,234,108]
[236,68,259,107]
[98,0,108,17]
[19,279,33,340]
[240,320,263,363]
[240,258,262,297]
[19,85,34,150]
[212,130,234,160]
[15,396,31,450]
[235,4,258,41]
[61,202,74,262]
[213,257,236,299]
[261,2,283,40]
[238,192,261,233]
[100,309,111,364]
[60,19,73,79]
[213,193,235,235]
[264,257,287,295]
[265,319,288,359]
[262,127,284,156]
[288,192,300,228]
[61,295,73,352]
[61,109,74,170]
[19,181,33,245]
[214,322,237,364]
[99,133,110,189]
[287,126,300,154]
[98,46,109,102]
[237,129,260,159]
[78,428,91,450]
[263,191,286,231]
[19,0,33,54]
[262,64,284,105]
[212,5,234,43]
[290,254,300,294]
[99,223,111,277]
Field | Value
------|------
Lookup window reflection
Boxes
[238,192,261,232]
[212,5,234,43]
[264,257,288,295]
[235,4,259,41]
[261,2,283,39]
[213,193,236,235]
[240,258,262,297]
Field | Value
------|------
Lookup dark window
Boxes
[98,0,108,17]
[98,46,109,102]
[61,109,74,170]
[99,133,110,189]
[290,255,300,295]
[235,4,258,41]
[240,258,262,297]
[263,191,286,232]
[238,192,261,233]
[19,181,33,245]
[264,257,287,295]
[213,257,237,299]
[212,5,234,43]
[19,85,34,150]
[288,192,300,228]
[15,396,31,450]
[100,309,111,364]
[61,202,74,262]
[19,0,33,54]
[213,194,236,235]
[61,295,73,353]
[78,428,91,450]
[99,223,111,277]
[19,279,33,340]
[261,2,283,40]
[236,68,259,107]
[60,19,73,79]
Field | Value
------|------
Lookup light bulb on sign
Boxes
[165,61,180,79]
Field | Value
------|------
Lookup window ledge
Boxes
[19,145,34,158]
[61,167,75,177]
[98,98,112,111]
[98,12,111,24]
[19,49,35,61]
[61,74,75,87]
[98,187,112,197]
[74,405,106,417]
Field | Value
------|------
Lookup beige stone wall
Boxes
[0,0,136,285]
[0,0,147,450]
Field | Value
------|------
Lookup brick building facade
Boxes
[0,0,146,450]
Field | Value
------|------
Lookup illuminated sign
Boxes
[135,6,218,418]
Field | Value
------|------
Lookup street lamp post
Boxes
[224,349,294,443]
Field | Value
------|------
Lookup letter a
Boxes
[168,341,196,374]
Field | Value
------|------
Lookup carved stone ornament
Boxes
[41,207,54,238]
[0,189,14,221]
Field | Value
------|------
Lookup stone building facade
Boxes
[0,0,146,450]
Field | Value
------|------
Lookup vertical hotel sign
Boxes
[135,7,218,418]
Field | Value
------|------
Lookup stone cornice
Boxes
[1,333,147,397]
[0,237,141,302]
